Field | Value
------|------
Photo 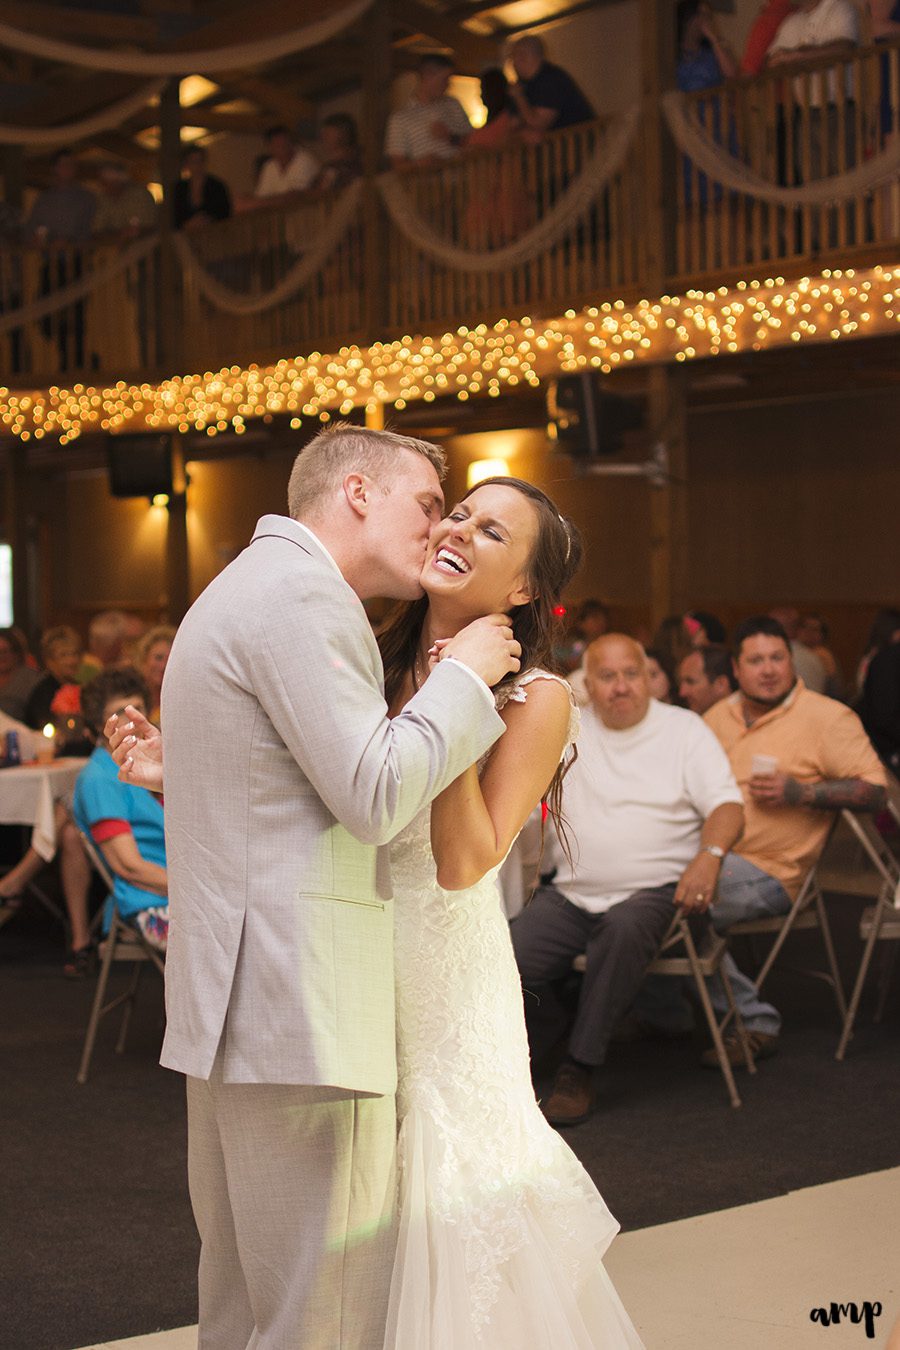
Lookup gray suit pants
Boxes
[512,883,691,1067]
[186,1054,397,1350]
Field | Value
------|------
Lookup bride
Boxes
[379,475,643,1349]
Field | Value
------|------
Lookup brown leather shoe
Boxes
[701,1030,778,1070]
[542,1062,595,1126]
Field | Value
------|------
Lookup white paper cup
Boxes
[751,753,778,777]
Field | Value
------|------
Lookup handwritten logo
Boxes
[810,1302,882,1340]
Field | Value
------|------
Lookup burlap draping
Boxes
[376,104,641,273]
[0,234,156,336]
[0,0,374,75]
[662,88,900,205]
[0,79,165,146]
[173,180,363,314]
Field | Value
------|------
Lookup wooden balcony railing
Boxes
[4,41,899,389]
[0,239,162,383]
[673,37,900,282]
[381,116,642,335]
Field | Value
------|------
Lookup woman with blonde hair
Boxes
[135,624,176,722]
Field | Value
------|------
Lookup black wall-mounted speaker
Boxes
[547,374,644,458]
[107,434,173,499]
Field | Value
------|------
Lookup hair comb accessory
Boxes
[558,514,571,564]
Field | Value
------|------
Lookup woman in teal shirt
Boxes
[73,668,168,950]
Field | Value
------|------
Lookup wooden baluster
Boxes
[762,74,778,268]
[524,138,539,308]
[891,46,900,238]
[704,94,718,274]
[614,124,628,288]
[836,59,849,251]
[858,50,868,251]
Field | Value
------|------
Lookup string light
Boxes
[1,263,898,443]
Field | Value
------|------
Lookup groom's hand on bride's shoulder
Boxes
[105,705,164,794]
[438,614,522,687]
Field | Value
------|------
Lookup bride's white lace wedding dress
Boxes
[384,671,644,1349]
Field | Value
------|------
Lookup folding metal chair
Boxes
[835,811,900,1061]
[645,914,756,1108]
[572,909,756,1107]
[75,829,165,1085]
[722,827,847,1031]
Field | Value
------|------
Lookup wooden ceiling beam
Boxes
[167,0,336,55]
[229,76,316,125]
[389,0,499,71]
[0,0,160,44]
[16,73,145,131]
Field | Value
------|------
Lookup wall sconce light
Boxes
[466,458,510,489]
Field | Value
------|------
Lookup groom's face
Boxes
[364,451,444,600]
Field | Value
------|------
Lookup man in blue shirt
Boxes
[508,35,595,134]
[73,668,168,950]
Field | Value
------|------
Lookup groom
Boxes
[158,425,519,1348]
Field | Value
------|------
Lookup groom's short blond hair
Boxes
[287,422,447,520]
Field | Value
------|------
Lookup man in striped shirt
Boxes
[385,54,472,170]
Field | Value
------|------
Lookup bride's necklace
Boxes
[410,648,428,692]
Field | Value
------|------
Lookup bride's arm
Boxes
[431,678,572,891]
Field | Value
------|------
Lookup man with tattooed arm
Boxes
[700,614,885,1064]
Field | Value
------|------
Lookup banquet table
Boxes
[0,758,88,861]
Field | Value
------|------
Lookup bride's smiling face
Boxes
[421,482,538,615]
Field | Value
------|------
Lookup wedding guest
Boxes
[565,598,611,704]
[73,668,168,952]
[468,67,520,149]
[686,608,727,646]
[767,0,860,244]
[740,0,795,75]
[770,605,828,693]
[797,612,843,699]
[855,607,900,697]
[385,54,472,170]
[698,615,886,1064]
[135,624,176,723]
[644,646,675,703]
[23,625,84,731]
[512,634,744,1123]
[84,609,133,675]
[172,145,231,232]
[0,627,42,721]
[311,114,363,194]
[92,161,157,243]
[860,621,900,771]
[677,0,738,89]
[0,794,94,975]
[26,150,95,245]
[463,68,532,246]
[652,613,694,679]
[253,126,318,203]
[507,35,595,134]
[678,643,734,715]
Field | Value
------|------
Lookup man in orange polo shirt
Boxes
[702,614,885,1063]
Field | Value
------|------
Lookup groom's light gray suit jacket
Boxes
[159,515,504,1092]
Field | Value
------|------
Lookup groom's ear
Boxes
[342,473,370,518]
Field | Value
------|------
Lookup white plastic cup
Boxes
[751,753,778,777]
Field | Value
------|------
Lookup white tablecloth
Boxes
[0,758,87,861]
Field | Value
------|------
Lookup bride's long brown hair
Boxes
[378,476,584,840]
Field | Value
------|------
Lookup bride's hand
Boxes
[427,639,451,670]
[105,704,164,793]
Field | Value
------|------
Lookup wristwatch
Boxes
[702,845,725,860]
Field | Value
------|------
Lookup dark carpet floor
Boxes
[2,892,899,1350]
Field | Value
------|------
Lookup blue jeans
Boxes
[635,853,789,1036]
